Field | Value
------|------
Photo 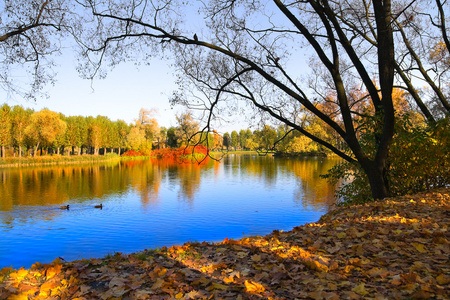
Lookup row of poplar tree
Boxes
[1,104,325,158]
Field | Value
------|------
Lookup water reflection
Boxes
[0,155,339,215]
[0,154,341,268]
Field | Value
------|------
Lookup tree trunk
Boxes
[118,147,121,155]
[361,160,390,200]
[18,146,22,158]
[33,142,40,157]
[1,145,4,158]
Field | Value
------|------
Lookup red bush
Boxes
[152,145,209,165]
[121,150,145,157]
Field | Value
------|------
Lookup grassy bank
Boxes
[210,150,259,155]
[0,154,151,168]
[1,188,449,299]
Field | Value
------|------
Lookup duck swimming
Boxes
[60,205,69,210]
[94,204,103,209]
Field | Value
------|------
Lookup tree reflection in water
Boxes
[0,154,339,221]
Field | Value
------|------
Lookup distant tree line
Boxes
[0,103,339,158]
[0,103,132,157]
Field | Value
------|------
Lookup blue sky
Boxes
[2,53,181,129]
[2,51,252,133]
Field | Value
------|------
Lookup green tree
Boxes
[238,129,247,150]
[230,131,239,150]
[223,132,230,150]
[158,127,168,149]
[65,116,82,155]
[112,120,129,155]
[126,126,147,151]
[166,127,178,148]
[257,125,277,151]
[11,105,32,157]
[53,113,69,155]
[76,116,88,155]
[86,117,102,155]
[0,104,12,158]
[242,129,253,150]
[95,115,112,154]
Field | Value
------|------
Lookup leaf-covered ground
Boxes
[1,188,449,299]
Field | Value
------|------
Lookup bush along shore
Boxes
[1,188,449,299]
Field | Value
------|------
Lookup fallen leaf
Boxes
[411,243,427,253]
[352,282,369,296]
[244,280,265,293]
[151,278,165,290]
[251,254,261,262]
[436,273,450,285]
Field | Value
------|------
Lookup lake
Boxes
[0,154,340,269]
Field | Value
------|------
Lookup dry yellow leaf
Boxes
[157,268,167,277]
[411,242,427,253]
[304,260,328,272]
[39,279,61,293]
[150,278,165,290]
[336,232,347,239]
[208,282,228,291]
[46,264,62,280]
[9,268,28,282]
[175,292,184,299]
[327,282,338,290]
[344,265,354,273]
[251,254,261,262]
[244,280,265,293]
[223,275,235,284]
[6,293,29,300]
[436,273,450,285]
[237,251,248,258]
[192,276,210,286]
[352,283,369,296]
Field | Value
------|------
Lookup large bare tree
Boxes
[76,0,450,200]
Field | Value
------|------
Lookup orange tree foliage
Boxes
[121,150,145,157]
[152,145,209,165]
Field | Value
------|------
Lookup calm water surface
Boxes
[0,154,339,268]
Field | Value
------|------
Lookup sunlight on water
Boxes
[0,154,340,268]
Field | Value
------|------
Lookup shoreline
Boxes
[1,188,448,299]
[0,151,334,169]
[0,155,150,168]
